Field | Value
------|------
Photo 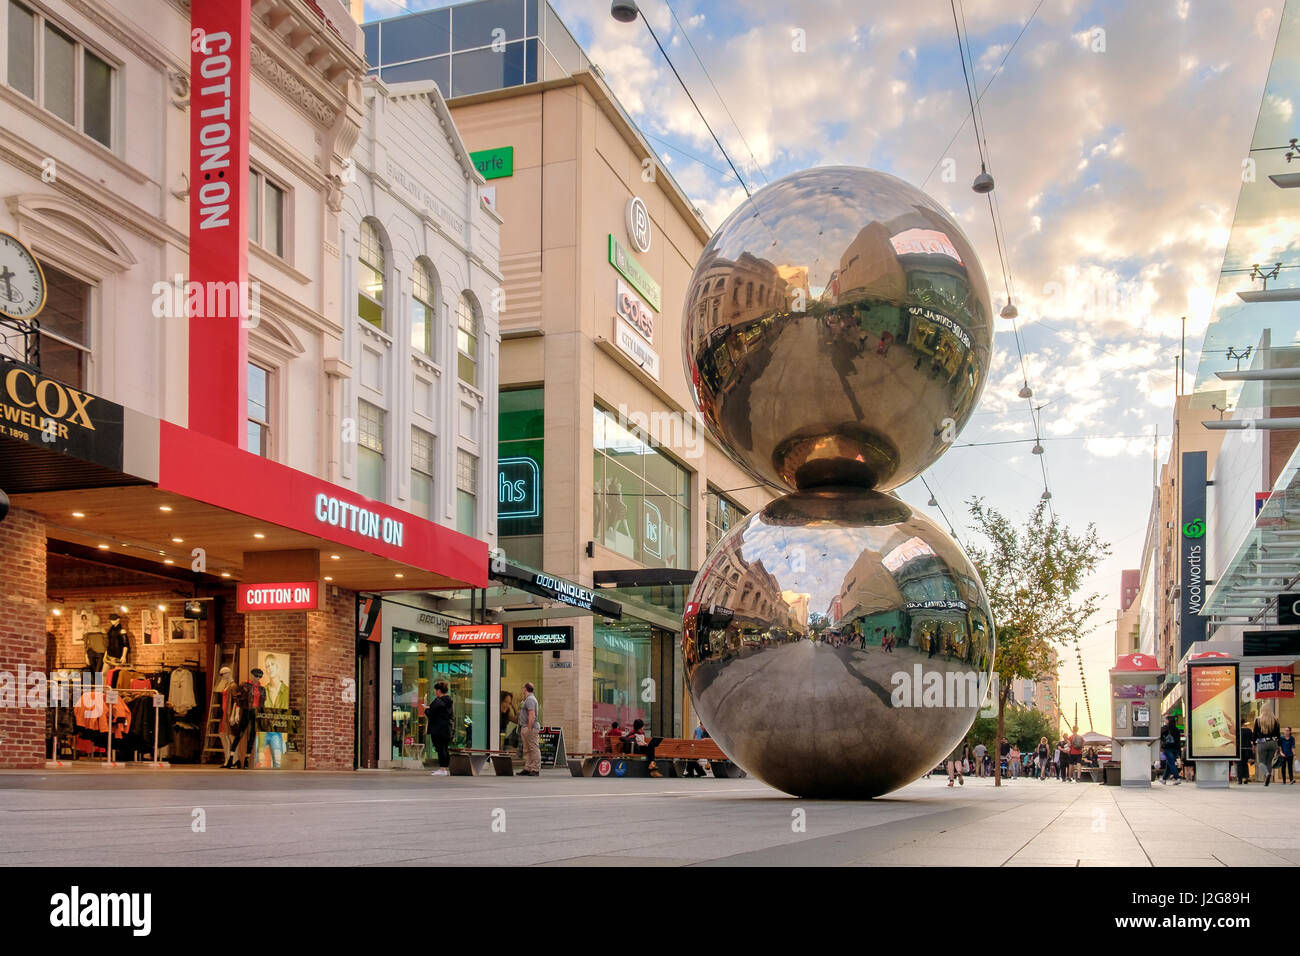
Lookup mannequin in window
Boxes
[104,613,130,667]
[214,666,236,768]
[230,668,268,769]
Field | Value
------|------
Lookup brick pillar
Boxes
[0,508,48,768]
[306,586,355,770]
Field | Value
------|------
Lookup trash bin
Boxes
[1103,764,1121,786]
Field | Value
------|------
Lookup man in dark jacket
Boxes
[1159,715,1182,786]
[1237,723,1254,785]
[426,681,454,776]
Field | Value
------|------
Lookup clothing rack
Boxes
[105,688,166,768]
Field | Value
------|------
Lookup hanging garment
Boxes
[168,668,197,713]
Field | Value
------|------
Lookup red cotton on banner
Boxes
[237,582,320,612]
[188,1,251,447]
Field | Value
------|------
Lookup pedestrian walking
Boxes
[1254,704,1281,787]
[426,681,453,776]
[1068,726,1085,782]
[1053,739,1065,781]
[1279,727,1295,785]
[973,740,987,777]
[947,739,967,787]
[1009,744,1021,778]
[518,681,542,776]
[1036,737,1049,780]
[1159,714,1181,786]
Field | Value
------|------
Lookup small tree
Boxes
[966,499,1110,787]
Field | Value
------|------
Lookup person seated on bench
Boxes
[604,722,624,754]
[683,721,710,777]
[624,719,663,777]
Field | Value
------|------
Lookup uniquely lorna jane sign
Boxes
[237,582,319,612]
[513,626,574,651]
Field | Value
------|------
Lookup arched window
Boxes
[456,293,478,385]
[358,219,384,329]
[412,259,435,355]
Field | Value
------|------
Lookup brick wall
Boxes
[306,586,355,770]
[0,508,48,768]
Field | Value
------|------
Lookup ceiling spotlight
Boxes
[330,554,340,560]
[72,511,85,518]
[163,559,175,565]
[120,605,129,613]
[172,537,183,543]
[972,164,995,194]
[159,505,173,512]
[1031,442,1045,455]
[1000,302,1018,319]
[157,604,166,611]
[610,0,639,22]
[324,576,333,582]
[52,608,62,616]
[253,532,266,539]
[395,572,405,578]
[221,572,231,578]
[97,543,110,550]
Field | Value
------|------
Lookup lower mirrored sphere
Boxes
[683,487,995,798]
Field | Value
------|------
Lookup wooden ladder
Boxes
[201,643,240,764]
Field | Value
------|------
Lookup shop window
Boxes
[249,167,286,258]
[592,620,660,748]
[410,426,434,519]
[456,448,477,535]
[412,258,436,356]
[36,263,89,387]
[456,292,478,385]
[593,404,690,569]
[498,387,543,563]
[392,629,488,758]
[358,400,385,500]
[358,218,385,330]
[247,362,272,457]
[706,486,747,553]
[5,2,116,148]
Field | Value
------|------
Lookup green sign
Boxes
[608,234,661,312]
[1183,518,1205,538]
[470,146,513,180]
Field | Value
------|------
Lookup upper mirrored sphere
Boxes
[684,166,993,492]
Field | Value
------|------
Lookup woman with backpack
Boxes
[425,681,454,777]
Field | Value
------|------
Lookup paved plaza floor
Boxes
[0,768,1295,866]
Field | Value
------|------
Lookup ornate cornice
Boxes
[250,42,337,126]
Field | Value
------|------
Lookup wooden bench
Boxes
[1080,766,1104,783]
[653,738,745,778]
[449,748,519,776]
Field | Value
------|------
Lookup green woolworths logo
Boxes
[1183,518,1205,538]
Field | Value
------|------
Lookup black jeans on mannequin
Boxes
[232,712,258,767]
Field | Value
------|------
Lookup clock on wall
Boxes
[0,231,47,322]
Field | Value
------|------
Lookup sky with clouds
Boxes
[363,0,1284,734]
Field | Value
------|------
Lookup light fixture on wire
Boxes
[1018,383,1033,399]
[610,0,638,22]
[1041,489,1052,502]
[927,494,938,507]
[1001,302,1018,319]
[972,164,994,194]
[1031,441,1045,455]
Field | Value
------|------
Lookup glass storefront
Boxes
[500,651,544,748]
[391,628,489,761]
[593,404,691,570]
[591,617,675,748]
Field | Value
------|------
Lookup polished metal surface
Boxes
[683,166,992,492]
[683,488,995,799]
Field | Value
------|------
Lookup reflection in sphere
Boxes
[683,166,992,492]
[683,488,995,799]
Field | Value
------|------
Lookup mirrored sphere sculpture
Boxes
[683,166,992,493]
[683,489,994,798]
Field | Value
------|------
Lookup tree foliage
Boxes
[965,498,1110,785]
